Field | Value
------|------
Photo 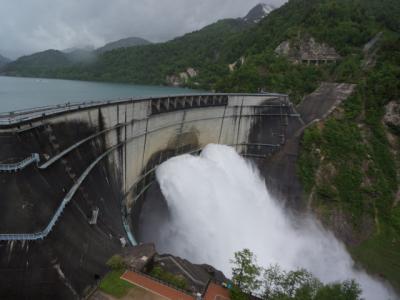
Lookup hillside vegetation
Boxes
[1,18,251,86]
[96,36,151,53]
[215,5,400,292]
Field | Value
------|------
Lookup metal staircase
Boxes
[0,153,40,172]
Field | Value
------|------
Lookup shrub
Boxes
[106,255,126,270]
[150,266,188,290]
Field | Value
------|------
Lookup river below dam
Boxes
[0,76,198,113]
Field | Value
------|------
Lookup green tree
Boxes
[314,280,361,300]
[263,265,321,300]
[230,249,362,300]
[230,285,249,300]
[106,255,126,270]
[231,249,262,293]
[262,265,361,300]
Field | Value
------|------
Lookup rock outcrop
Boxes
[228,56,245,72]
[384,101,400,133]
[362,32,383,70]
[275,36,340,64]
[243,3,275,23]
[166,68,198,86]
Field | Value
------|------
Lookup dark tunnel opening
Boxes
[136,182,171,248]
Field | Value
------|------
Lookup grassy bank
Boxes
[99,270,135,298]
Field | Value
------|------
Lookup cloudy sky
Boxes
[0,0,286,59]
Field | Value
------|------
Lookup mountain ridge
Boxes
[0,3,263,79]
[96,36,151,53]
[243,3,276,23]
[0,54,11,68]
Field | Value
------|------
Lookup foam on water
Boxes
[154,144,396,299]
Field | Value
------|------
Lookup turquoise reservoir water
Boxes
[0,76,199,113]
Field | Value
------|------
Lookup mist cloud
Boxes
[0,0,286,59]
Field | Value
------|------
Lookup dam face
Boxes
[0,93,302,298]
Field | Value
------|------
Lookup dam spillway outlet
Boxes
[137,144,396,300]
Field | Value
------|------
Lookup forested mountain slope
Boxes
[232,0,400,292]
[0,5,258,85]
[96,37,151,53]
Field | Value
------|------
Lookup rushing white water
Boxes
[154,144,396,300]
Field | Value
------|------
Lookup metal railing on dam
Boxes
[0,143,272,242]
[0,140,123,241]
[0,153,40,172]
[0,93,288,127]
[0,92,297,242]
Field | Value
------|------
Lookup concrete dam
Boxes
[0,90,343,299]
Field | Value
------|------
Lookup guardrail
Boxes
[0,99,115,126]
[0,143,116,241]
[0,142,279,241]
[0,93,287,127]
[38,108,289,170]
[0,140,202,241]
[0,153,40,172]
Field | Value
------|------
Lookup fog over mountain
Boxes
[96,37,151,53]
[0,0,286,59]
[0,54,11,67]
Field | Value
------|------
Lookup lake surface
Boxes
[0,76,199,113]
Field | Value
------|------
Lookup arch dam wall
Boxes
[0,93,303,299]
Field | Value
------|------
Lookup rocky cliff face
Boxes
[275,36,341,64]
[166,68,198,86]
[243,3,275,23]
[384,101,400,133]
